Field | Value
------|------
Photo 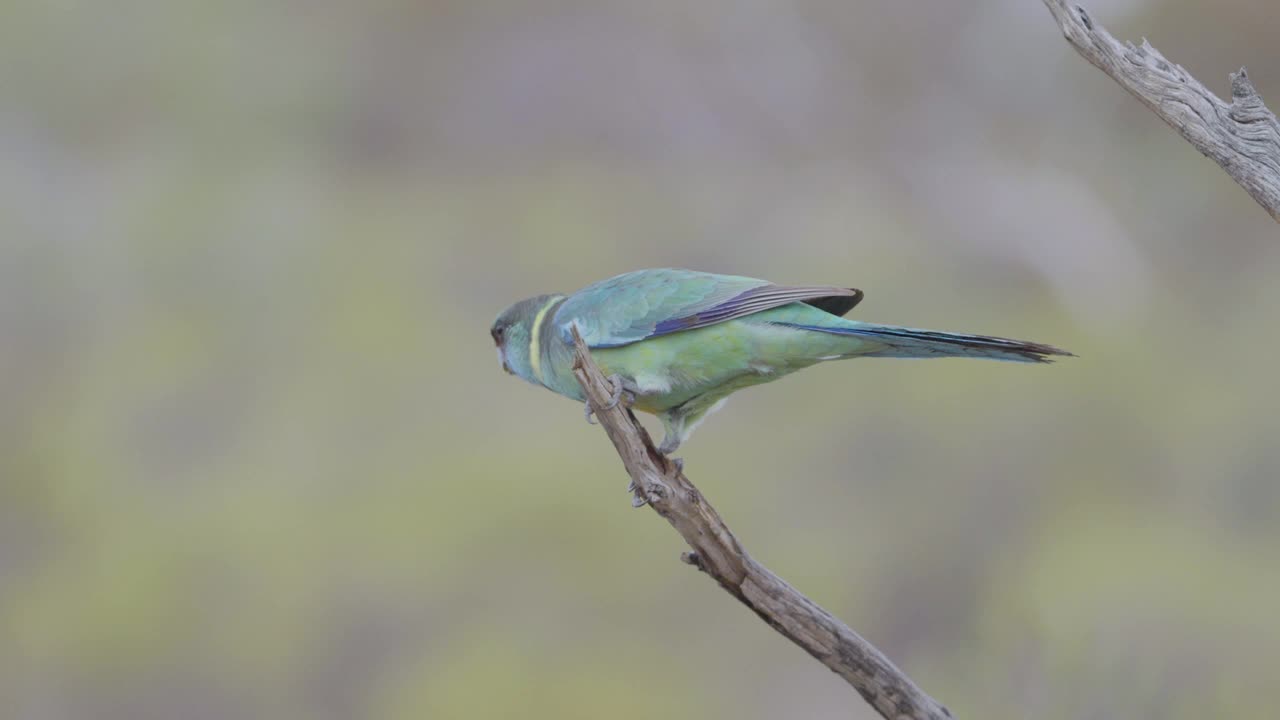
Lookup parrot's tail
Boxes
[780,321,1073,363]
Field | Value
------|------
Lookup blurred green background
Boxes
[3,1,1279,718]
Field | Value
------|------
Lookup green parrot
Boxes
[492,268,1070,453]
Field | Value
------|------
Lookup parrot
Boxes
[491,268,1071,454]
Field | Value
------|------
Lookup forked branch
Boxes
[569,327,952,720]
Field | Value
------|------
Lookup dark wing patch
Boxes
[652,285,863,336]
[804,288,864,317]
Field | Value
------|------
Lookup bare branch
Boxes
[568,327,953,720]
[1041,0,1280,222]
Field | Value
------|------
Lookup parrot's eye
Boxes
[491,326,504,345]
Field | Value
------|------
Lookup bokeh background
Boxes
[4,1,1279,718]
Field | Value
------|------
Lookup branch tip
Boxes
[1231,68,1257,100]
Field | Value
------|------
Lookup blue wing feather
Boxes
[555,268,861,348]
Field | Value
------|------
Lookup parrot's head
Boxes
[491,294,561,386]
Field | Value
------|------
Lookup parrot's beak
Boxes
[497,348,514,375]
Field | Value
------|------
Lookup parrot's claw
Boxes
[625,480,647,508]
[602,374,636,411]
[657,435,681,455]
[583,375,636,425]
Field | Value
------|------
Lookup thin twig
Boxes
[568,327,953,720]
[1041,0,1280,222]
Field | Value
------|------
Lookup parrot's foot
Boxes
[657,433,682,455]
[625,457,679,508]
[601,374,637,410]
[583,375,637,425]
[626,479,647,508]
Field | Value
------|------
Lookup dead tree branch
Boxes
[1041,0,1280,222]
[569,327,952,720]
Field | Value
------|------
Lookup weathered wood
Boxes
[1041,0,1280,222]
[569,327,952,720]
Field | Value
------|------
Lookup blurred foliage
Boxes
[2,1,1278,719]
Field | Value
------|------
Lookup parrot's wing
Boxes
[556,268,863,348]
